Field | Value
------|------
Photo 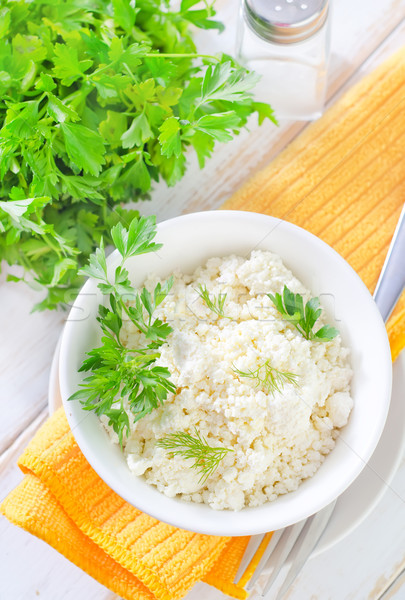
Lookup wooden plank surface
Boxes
[1,1,405,599]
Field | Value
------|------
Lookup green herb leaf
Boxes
[233,361,300,396]
[79,239,107,282]
[110,215,162,261]
[157,428,233,483]
[47,94,79,123]
[195,111,241,142]
[12,33,47,63]
[53,44,92,86]
[252,101,278,126]
[158,117,182,158]
[268,286,339,341]
[35,73,57,92]
[200,62,260,105]
[112,0,138,33]
[314,325,340,340]
[189,130,215,168]
[121,112,153,149]
[61,122,106,176]
[98,111,127,147]
[196,283,230,319]
[70,216,175,445]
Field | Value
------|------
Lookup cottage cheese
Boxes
[102,250,353,511]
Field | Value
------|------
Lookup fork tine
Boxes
[233,535,264,584]
[260,519,307,596]
[270,517,314,600]
[246,529,284,590]
[272,501,337,600]
[234,533,273,586]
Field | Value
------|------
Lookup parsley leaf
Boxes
[53,44,92,86]
[110,215,162,260]
[158,117,182,158]
[268,286,339,341]
[70,215,175,445]
[61,123,106,176]
[47,94,79,124]
[195,112,241,142]
[199,60,260,105]
[121,113,153,149]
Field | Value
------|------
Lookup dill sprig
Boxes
[233,361,300,396]
[196,283,230,319]
[157,428,234,483]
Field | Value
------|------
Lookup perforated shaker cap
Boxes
[244,0,329,44]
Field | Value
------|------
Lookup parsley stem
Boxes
[17,172,28,190]
[121,299,147,336]
[122,63,137,84]
[89,63,115,77]
[18,249,33,271]
[144,53,220,62]
[42,233,62,258]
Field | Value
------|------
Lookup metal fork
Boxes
[234,204,405,600]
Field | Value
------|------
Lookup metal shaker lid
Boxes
[244,0,329,44]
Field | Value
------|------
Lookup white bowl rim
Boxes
[59,210,392,536]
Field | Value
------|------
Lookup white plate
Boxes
[48,336,405,559]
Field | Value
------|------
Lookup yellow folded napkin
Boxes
[2,408,251,600]
[2,47,405,600]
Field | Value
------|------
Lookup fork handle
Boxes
[374,203,405,322]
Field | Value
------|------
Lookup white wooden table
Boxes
[1,1,405,599]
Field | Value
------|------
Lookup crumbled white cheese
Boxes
[103,250,353,511]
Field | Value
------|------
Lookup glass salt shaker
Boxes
[236,0,331,121]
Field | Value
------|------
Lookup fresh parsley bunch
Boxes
[69,215,176,445]
[0,0,275,310]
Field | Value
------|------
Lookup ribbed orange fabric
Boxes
[222,47,405,360]
[2,409,250,600]
[2,475,155,600]
[2,47,405,600]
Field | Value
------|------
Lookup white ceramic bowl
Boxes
[59,210,392,536]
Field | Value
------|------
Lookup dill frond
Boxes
[233,361,300,396]
[157,428,233,483]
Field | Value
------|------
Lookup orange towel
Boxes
[2,409,249,600]
[2,47,405,600]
